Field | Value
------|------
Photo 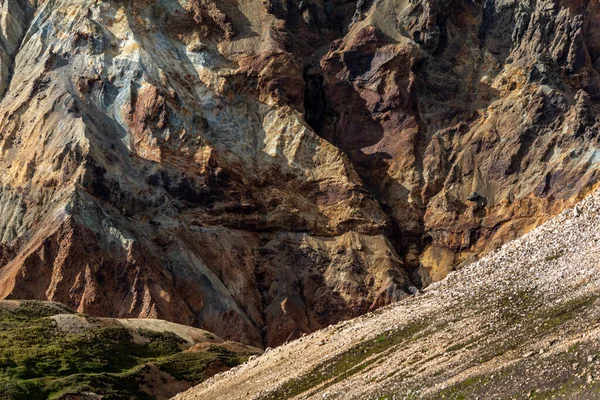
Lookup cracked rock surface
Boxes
[176,188,600,399]
[1,0,600,348]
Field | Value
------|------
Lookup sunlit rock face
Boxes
[0,0,408,347]
[0,0,599,346]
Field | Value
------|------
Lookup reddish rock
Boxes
[1,0,600,348]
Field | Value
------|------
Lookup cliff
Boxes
[0,0,599,347]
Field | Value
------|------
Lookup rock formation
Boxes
[175,187,600,400]
[0,0,599,347]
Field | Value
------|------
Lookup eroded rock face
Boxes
[308,0,600,282]
[0,0,599,347]
[0,0,408,348]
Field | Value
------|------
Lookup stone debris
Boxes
[176,189,600,399]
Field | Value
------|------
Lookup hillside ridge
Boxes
[0,299,261,399]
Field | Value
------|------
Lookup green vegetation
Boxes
[435,374,491,399]
[528,379,600,400]
[156,346,251,382]
[445,335,481,353]
[260,321,427,400]
[0,301,252,400]
[544,251,565,262]
[475,293,598,365]
[537,295,598,331]
[435,293,600,399]
[495,290,539,325]
[434,336,600,400]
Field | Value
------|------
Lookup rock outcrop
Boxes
[0,0,599,347]
[0,0,409,348]
[310,0,600,283]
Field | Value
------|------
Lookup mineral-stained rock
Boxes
[310,0,600,281]
[0,0,407,348]
[0,0,600,347]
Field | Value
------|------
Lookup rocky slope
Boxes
[0,0,600,348]
[0,300,260,399]
[176,188,600,399]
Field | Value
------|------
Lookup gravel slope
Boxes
[176,189,600,399]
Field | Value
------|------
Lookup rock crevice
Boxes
[1,0,600,347]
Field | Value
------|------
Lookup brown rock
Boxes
[1,0,600,348]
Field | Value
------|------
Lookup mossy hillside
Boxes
[260,321,427,400]
[0,301,253,400]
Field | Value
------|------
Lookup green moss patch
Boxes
[260,321,427,400]
[0,301,254,400]
[156,346,250,382]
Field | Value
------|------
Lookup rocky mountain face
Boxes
[0,0,599,348]
[176,188,600,400]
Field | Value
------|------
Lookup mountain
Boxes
[1,0,599,349]
[0,300,260,399]
[175,188,600,399]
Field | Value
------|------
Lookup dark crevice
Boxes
[253,252,270,350]
[301,56,424,289]
[303,67,328,133]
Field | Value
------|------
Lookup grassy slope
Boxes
[0,301,255,400]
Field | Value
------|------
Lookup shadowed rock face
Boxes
[0,0,599,347]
